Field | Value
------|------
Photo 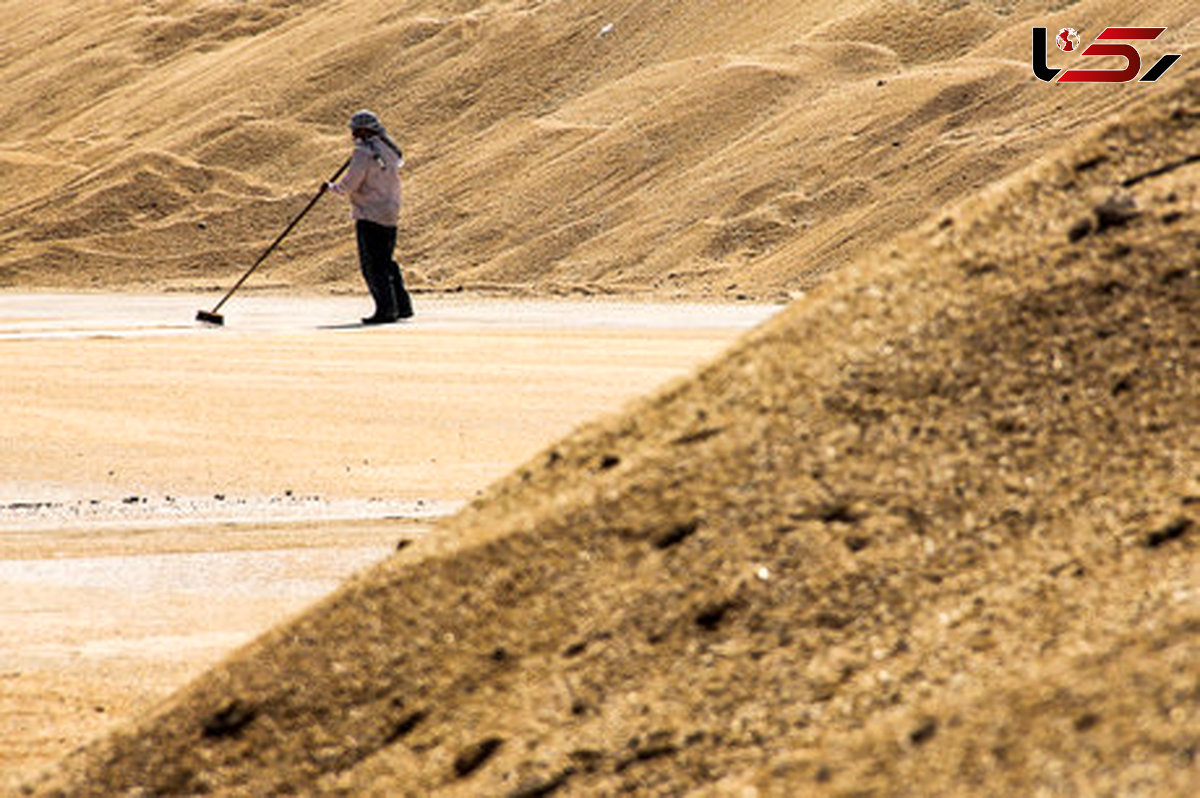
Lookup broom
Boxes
[197,157,351,326]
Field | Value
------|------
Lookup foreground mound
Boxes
[22,67,1197,797]
[2,0,1193,296]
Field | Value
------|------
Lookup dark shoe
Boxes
[361,313,399,325]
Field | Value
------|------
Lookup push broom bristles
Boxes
[195,309,225,326]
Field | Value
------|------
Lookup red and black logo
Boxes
[1033,27,1182,83]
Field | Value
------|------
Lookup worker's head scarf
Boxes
[349,110,403,160]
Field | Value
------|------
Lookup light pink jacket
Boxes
[328,137,403,227]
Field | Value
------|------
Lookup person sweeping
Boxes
[326,110,414,324]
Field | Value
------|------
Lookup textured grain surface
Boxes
[20,52,1198,798]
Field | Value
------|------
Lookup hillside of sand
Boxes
[1,0,1196,298]
[17,47,1198,798]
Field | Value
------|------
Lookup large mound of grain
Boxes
[21,60,1197,798]
[3,0,1194,298]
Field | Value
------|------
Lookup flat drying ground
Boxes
[0,292,777,780]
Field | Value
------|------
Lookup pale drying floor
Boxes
[0,292,778,780]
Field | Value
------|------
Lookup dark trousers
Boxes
[355,220,413,319]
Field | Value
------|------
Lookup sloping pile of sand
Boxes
[2,0,1195,298]
[20,59,1197,797]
